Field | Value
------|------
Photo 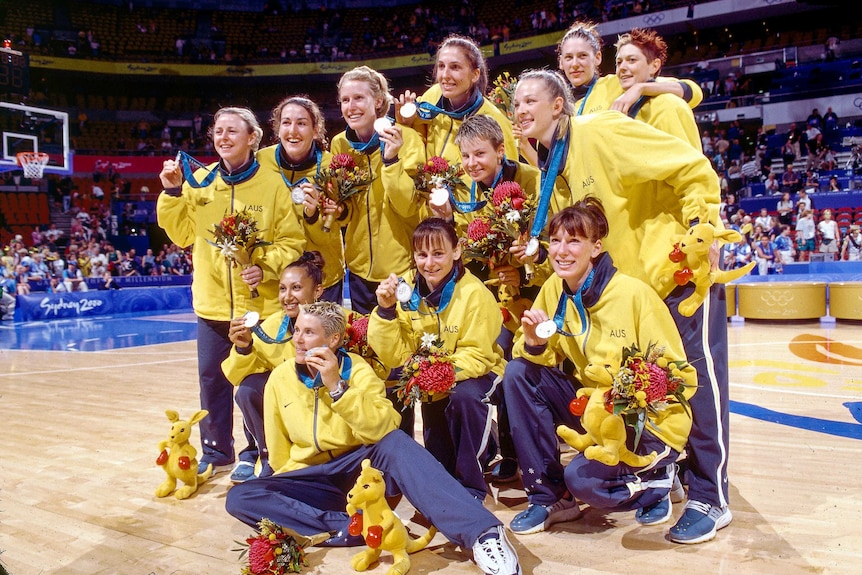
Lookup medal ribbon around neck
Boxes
[400,271,458,316]
[348,125,385,157]
[529,129,570,242]
[455,161,506,213]
[416,91,484,121]
[297,348,353,390]
[176,150,259,188]
[575,75,598,117]
[551,268,595,337]
[276,143,322,188]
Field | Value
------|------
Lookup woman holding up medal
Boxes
[157,106,305,478]
[396,35,518,226]
[221,251,326,481]
[257,96,343,304]
[503,198,695,535]
[368,218,505,501]
[513,70,733,545]
[329,66,426,314]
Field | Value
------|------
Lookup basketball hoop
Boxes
[16,151,50,179]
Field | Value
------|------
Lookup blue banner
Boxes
[27,274,192,292]
[14,286,193,322]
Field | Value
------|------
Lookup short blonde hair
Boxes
[299,301,345,338]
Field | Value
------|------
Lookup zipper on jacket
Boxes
[363,153,375,278]
[312,388,323,453]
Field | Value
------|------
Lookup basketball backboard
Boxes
[0,101,71,175]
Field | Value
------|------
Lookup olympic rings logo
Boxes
[853,97,862,111]
[642,14,665,26]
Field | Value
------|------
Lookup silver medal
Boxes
[400,102,417,120]
[291,187,306,205]
[373,118,392,134]
[535,319,557,339]
[525,237,540,257]
[243,311,260,328]
[395,278,413,303]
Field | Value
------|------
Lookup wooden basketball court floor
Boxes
[1,312,860,575]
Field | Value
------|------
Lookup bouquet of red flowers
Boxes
[395,332,459,408]
[412,156,464,207]
[462,181,537,274]
[234,518,310,575]
[208,209,271,298]
[316,153,372,232]
[604,342,693,448]
[344,312,387,378]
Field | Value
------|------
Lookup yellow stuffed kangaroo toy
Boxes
[556,360,658,468]
[346,459,437,575]
[155,409,212,499]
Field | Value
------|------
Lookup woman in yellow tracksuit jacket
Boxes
[368,218,506,500]
[397,35,519,231]
[257,95,343,304]
[328,66,425,314]
[157,106,305,474]
[504,198,695,535]
[514,70,735,544]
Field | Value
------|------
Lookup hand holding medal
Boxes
[520,308,555,347]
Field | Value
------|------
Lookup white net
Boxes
[17,152,50,179]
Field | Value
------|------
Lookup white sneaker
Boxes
[472,525,522,575]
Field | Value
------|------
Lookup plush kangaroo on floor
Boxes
[155,409,212,499]
[346,459,437,575]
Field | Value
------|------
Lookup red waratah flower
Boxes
[491,181,524,206]
[426,156,449,173]
[347,316,369,348]
[467,217,492,241]
[417,360,455,393]
[643,363,669,403]
[331,153,356,170]
[247,537,274,574]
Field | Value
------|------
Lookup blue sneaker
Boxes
[197,459,232,476]
[509,494,581,535]
[230,461,257,483]
[669,500,733,544]
[635,494,672,525]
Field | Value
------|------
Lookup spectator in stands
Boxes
[785,122,803,158]
[62,261,88,292]
[171,251,191,275]
[842,224,862,261]
[1,282,16,320]
[823,107,839,135]
[740,154,760,187]
[820,145,837,172]
[722,192,740,222]
[804,170,819,191]
[754,207,771,230]
[781,138,796,169]
[97,270,121,290]
[27,253,50,281]
[795,208,816,262]
[806,108,823,129]
[777,191,794,226]
[725,236,752,270]
[774,225,796,265]
[764,172,780,195]
[753,233,777,275]
[817,209,840,255]
[141,248,156,275]
[782,165,800,193]
[828,175,841,192]
[795,188,812,216]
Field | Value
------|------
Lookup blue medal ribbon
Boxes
[177,151,259,188]
[347,124,385,157]
[297,348,353,390]
[551,268,595,337]
[276,144,322,189]
[529,129,570,242]
[453,161,506,213]
[576,75,598,117]
[416,91,484,121]
[400,271,458,316]
[251,314,293,344]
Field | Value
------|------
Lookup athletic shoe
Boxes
[229,461,257,483]
[489,457,520,484]
[509,493,581,535]
[668,500,733,544]
[669,473,686,504]
[197,459,232,476]
[472,525,521,575]
[635,494,672,525]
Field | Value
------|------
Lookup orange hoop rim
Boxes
[16,151,51,165]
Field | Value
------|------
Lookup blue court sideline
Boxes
[0,311,197,351]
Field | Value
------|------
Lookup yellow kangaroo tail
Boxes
[711,261,755,285]
[405,526,438,554]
